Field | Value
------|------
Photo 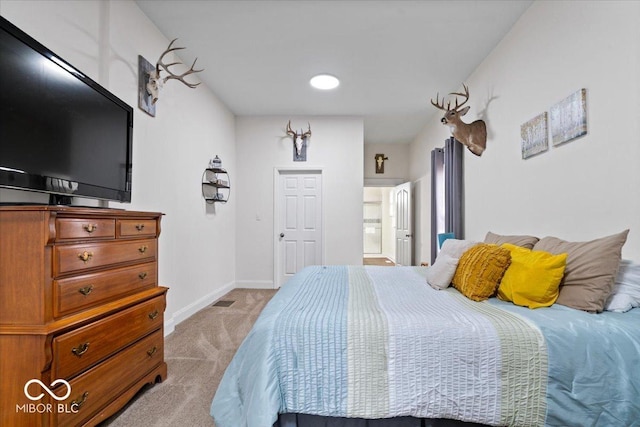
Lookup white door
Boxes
[277,171,323,286]
[394,182,412,266]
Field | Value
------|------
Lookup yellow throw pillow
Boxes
[498,243,567,309]
[452,244,512,301]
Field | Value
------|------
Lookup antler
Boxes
[430,93,450,111]
[155,38,203,88]
[286,120,296,136]
[302,123,312,138]
[449,83,470,112]
[431,83,471,112]
[286,121,312,138]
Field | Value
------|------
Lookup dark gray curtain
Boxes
[444,137,464,239]
[430,137,464,264]
[430,148,445,265]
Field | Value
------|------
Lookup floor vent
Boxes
[212,300,235,307]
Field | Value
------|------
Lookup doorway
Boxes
[363,187,396,265]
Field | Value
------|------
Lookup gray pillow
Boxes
[484,231,539,249]
[533,230,629,313]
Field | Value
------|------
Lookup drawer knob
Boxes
[71,391,89,409]
[138,245,148,254]
[72,342,90,357]
[78,285,94,296]
[147,346,158,357]
[78,251,93,263]
[148,310,159,320]
[138,272,148,280]
[83,223,98,233]
[135,224,145,231]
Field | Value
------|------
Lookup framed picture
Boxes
[520,112,548,159]
[550,88,587,146]
[374,154,388,173]
[138,55,156,117]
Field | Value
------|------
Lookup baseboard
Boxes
[235,280,275,289]
[163,280,235,336]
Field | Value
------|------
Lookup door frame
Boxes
[273,167,325,288]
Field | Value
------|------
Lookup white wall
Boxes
[235,116,364,288]
[410,0,640,263]
[0,0,238,333]
[364,143,410,182]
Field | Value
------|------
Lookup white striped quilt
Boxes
[274,266,547,426]
[211,265,548,426]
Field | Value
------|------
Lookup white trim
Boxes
[235,280,275,289]
[364,178,405,187]
[163,280,235,336]
[273,167,325,288]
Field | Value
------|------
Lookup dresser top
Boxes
[0,204,163,217]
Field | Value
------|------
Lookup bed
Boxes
[210,262,640,427]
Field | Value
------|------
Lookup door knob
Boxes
[280,233,285,238]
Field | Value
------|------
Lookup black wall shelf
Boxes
[202,167,230,204]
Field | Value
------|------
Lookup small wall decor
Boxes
[430,83,487,156]
[138,55,156,117]
[286,121,312,162]
[520,112,548,159]
[550,88,587,146]
[202,156,230,204]
[374,154,389,173]
[209,155,222,169]
[138,38,204,113]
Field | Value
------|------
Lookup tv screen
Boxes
[0,16,133,204]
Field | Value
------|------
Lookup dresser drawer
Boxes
[117,219,157,238]
[54,238,157,276]
[53,262,157,317]
[55,330,164,427]
[56,218,116,241]
[52,295,164,380]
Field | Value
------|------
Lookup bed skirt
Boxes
[276,414,486,427]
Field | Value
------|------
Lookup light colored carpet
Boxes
[363,257,395,266]
[100,288,277,427]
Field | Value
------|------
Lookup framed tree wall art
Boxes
[550,88,587,146]
[138,55,156,117]
[520,112,548,159]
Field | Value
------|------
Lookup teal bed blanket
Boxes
[210,266,640,427]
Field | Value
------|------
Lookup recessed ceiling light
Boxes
[310,74,340,90]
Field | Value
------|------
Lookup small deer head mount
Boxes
[431,84,487,156]
[146,38,204,105]
[286,121,312,162]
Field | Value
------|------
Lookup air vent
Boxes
[212,300,235,307]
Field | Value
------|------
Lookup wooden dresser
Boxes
[0,206,168,426]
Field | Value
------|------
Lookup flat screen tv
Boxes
[0,16,133,204]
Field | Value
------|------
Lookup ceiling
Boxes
[135,0,532,145]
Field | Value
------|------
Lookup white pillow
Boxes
[604,260,640,312]
[427,239,477,290]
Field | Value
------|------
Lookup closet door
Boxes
[276,171,323,287]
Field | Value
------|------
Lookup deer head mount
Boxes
[286,121,312,161]
[146,38,204,105]
[431,84,487,156]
